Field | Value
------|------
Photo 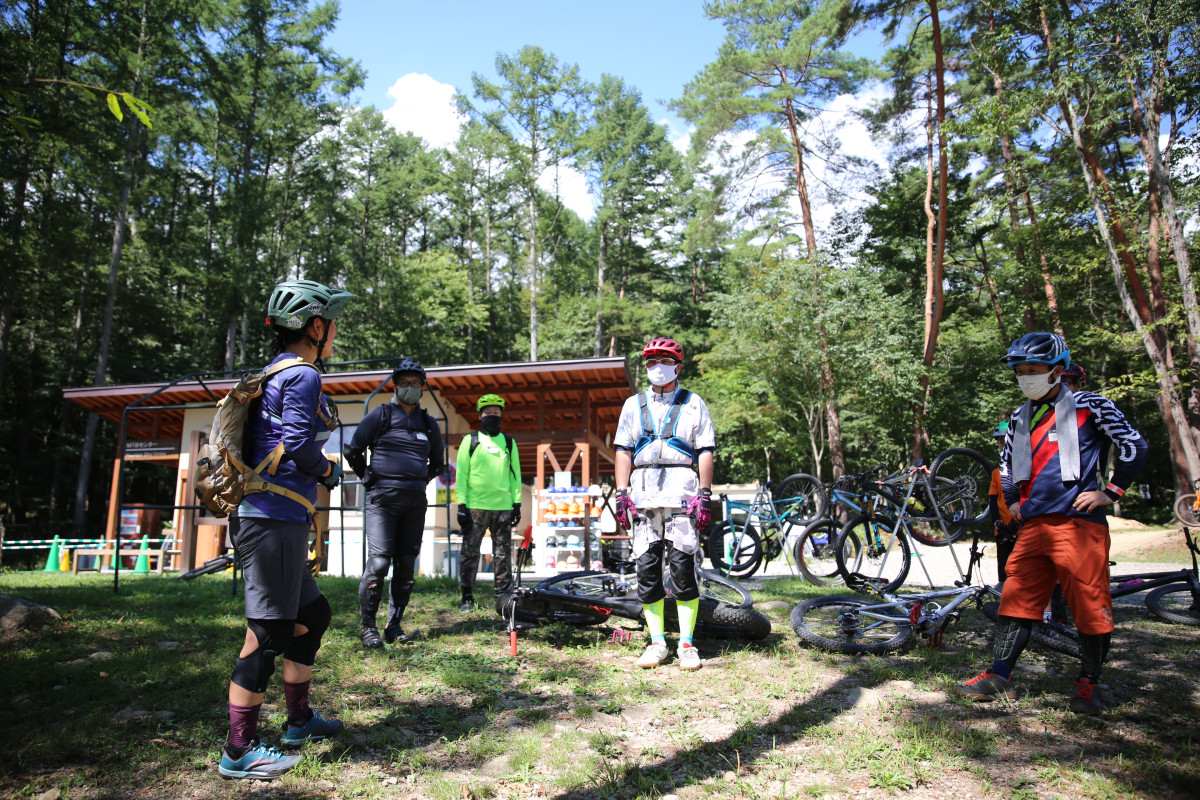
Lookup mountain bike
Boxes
[833,448,994,592]
[790,526,1078,656]
[791,467,891,585]
[505,561,771,645]
[708,481,809,578]
[1173,479,1200,526]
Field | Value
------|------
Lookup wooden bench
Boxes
[71,548,180,574]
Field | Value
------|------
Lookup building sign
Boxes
[435,464,457,504]
[125,438,181,458]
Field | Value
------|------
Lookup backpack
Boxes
[469,430,515,477]
[194,357,323,518]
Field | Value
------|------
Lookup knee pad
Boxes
[364,555,391,585]
[231,618,293,693]
[637,540,667,605]
[665,542,699,601]
[285,594,331,667]
[1079,631,1110,679]
[992,616,1032,665]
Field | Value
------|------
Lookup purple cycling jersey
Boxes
[237,355,335,524]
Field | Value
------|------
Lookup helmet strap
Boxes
[305,319,329,373]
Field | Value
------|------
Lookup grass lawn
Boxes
[2,569,1198,799]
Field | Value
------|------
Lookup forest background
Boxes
[2,0,1198,541]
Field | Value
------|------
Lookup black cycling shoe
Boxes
[360,627,384,649]
[383,625,413,644]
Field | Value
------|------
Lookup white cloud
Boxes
[537,163,594,222]
[381,72,595,221]
[381,73,465,149]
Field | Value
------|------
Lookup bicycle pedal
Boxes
[610,630,633,645]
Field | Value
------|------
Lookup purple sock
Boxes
[284,680,312,725]
[228,703,261,749]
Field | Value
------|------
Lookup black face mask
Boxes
[480,416,502,436]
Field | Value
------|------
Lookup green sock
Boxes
[645,599,666,644]
[677,597,700,645]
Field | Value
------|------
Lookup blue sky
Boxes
[324,0,729,139]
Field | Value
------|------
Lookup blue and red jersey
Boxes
[237,354,336,524]
[999,390,1147,524]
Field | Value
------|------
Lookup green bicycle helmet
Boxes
[476,393,506,412]
[992,420,1010,438]
[266,279,354,331]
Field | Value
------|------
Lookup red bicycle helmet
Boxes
[642,337,684,362]
[1061,363,1087,387]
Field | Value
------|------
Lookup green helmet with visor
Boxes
[266,279,354,331]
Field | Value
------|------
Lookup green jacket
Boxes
[456,432,522,510]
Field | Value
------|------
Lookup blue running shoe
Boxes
[280,709,344,746]
[218,739,301,780]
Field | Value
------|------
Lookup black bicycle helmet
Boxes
[999,331,1070,369]
[391,357,425,383]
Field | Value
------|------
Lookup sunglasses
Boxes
[644,358,679,367]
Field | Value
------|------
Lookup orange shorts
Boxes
[997,514,1113,634]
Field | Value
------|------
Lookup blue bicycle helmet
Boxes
[999,332,1070,369]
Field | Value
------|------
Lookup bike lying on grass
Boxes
[789,525,1080,656]
[504,561,772,650]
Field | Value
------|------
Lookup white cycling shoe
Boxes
[678,644,702,671]
[636,642,671,668]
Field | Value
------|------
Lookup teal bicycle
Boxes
[707,475,825,578]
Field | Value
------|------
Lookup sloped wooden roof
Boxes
[63,357,636,477]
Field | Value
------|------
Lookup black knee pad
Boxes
[665,542,699,601]
[1079,631,1111,679]
[285,594,331,666]
[637,540,667,605]
[364,555,391,585]
[231,618,293,693]
[993,616,1032,666]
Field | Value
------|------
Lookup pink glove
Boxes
[686,489,713,531]
[615,490,637,530]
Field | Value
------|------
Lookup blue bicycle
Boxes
[708,476,826,578]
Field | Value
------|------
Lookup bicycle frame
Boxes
[716,483,798,573]
[1109,527,1200,598]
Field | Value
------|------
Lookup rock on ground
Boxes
[0,595,61,631]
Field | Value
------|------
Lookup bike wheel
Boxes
[1145,584,1200,626]
[792,519,844,586]
[790,595,913,654]
[929,447,993,528]
[694,598,772,640]
[834,514,911,593]
[1173,494,1200,527]
[535,570,631,626]
[980,601,1081,658]
[774,474,829,526]
[695,568,754,608]
[707,520,763,578]
[905,476,969,547]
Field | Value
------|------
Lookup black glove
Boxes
[509,502,522,529]
[319,460,344,490]
[995,520,1019,542]
[457,504,472,532]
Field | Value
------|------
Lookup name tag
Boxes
[1048,431,1058,443]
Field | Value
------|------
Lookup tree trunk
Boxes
[74,2,149,534]
[595,221,606,358]
[1062,94,1200,480]
[913,16,949,463]
[528,190,539,361]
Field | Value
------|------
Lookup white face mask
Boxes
[1017,372,1060,401]
[646,363,678,387]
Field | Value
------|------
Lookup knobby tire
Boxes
[790,595,913,655]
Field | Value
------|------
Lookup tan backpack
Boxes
[194,357,323,518]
